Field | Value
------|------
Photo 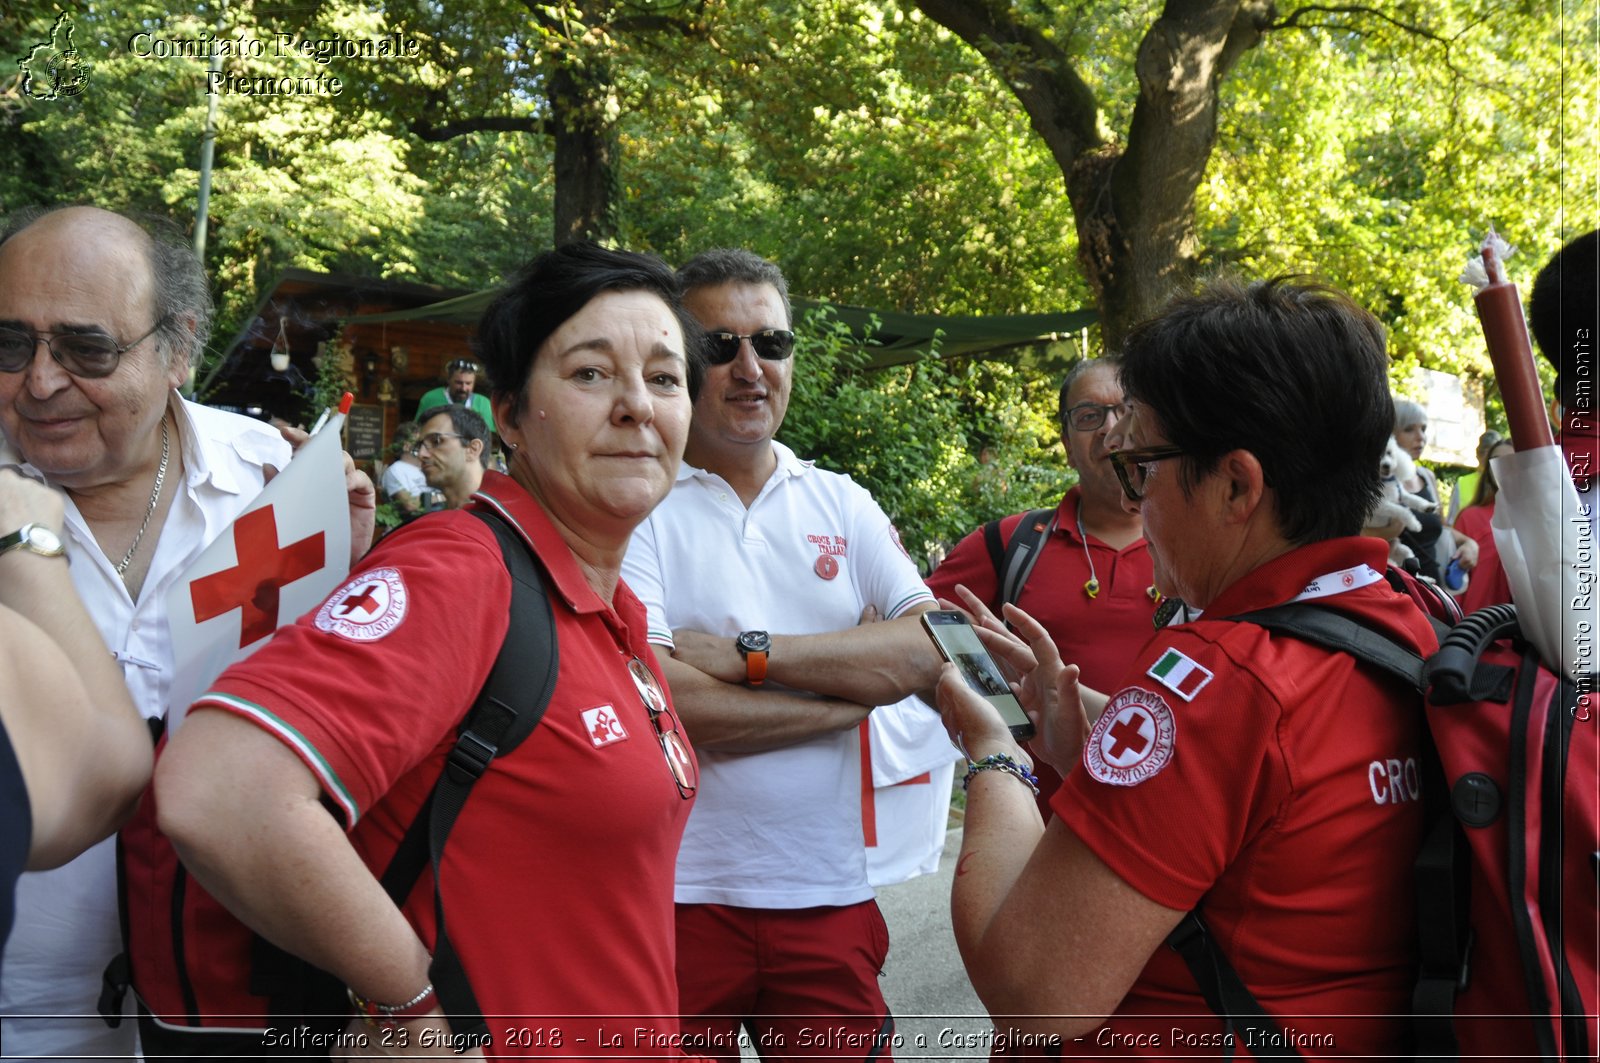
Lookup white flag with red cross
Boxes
[164,413,352,731]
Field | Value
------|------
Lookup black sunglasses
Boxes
[0,315,170,379]
[703,329,796,365]
[1107,445,1187,503]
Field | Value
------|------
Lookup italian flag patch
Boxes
[1147,648,1213,701]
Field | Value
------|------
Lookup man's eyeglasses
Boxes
[628,658,696,800]
[447,358,479,375]
[1107,445,1187,503]
[704,329,795,365]
[410,432,465,455]
[1064,401,1130,433]
[0,315,170,379]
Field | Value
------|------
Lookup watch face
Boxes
[28,525,63,554]
[737,630,771,654]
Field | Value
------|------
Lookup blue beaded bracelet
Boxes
[963,753,1039,795]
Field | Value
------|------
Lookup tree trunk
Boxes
[914,0,1273,347]
[548,60,618,246]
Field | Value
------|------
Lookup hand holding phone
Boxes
[922,610,1035,741]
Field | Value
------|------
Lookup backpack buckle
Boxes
[447,731,496,783]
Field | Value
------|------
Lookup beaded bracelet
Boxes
[963,752,1039,795]
[347,981,436,1030]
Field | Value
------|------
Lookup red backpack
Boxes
[1173,580,1598,1059]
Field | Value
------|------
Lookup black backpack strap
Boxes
[992,508,1055,610]
[1227,605,1425,690]
[1163,603,1430,1058]
[376,506,559,1039]
[1166,912,1303,1058]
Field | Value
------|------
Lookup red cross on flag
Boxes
[164,412,353,731]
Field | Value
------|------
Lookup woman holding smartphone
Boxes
[935,278,1437,1060]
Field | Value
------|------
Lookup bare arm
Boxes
[670,601,943,707]
[937,665,1182,1033]
[657,653,871,754]
[0,609,151,869]
[0,471,150,868]
[1448,525,1480,568]
[158,710,463,1056]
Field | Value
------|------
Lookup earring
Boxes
[537,409,548,420]
[506,441,520,452]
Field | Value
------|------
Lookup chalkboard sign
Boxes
[346,404,385,462]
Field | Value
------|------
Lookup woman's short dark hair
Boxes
[476,243,704,427]
[1119,276,1393,544]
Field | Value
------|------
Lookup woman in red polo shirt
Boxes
[156,245,703,1060]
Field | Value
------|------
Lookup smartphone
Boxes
[921,611,1035,741]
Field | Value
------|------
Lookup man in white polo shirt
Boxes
[622,249,943,1062]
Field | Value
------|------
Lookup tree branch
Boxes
[1270,3,1449,44]
[912,0,1105,172]
[612,13,698,35]
[410,115,549,141]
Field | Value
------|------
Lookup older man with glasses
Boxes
[926,358,1157,815]
[0,205,374,1059]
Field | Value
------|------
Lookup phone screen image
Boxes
[922,611,1035,740]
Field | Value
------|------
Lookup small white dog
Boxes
[1366,436,1436,567]
[1379,437,1436,517]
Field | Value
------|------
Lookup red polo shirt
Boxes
[195,472,695,1057]
[929,488,1158,809]
[1055,537,1436,1058]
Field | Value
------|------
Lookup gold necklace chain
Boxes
[115,418,170,577]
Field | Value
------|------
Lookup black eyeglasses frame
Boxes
[1064,401,1131,433]
[1107,445,1187,503]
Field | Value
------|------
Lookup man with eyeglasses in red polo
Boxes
[926,358,1157,816]
[624,249,946,1062]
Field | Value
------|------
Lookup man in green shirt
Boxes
[414,357,494,433]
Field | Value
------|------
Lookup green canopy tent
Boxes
[349,291,1097,369]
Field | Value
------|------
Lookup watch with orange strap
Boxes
[735,630,771,686]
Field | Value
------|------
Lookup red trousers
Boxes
[675,901,895,1062]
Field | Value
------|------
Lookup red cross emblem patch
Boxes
[1083,686,1176,787]
[314,568,407,642]
[582,705,629,747]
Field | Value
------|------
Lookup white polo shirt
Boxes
[622,441,934,908]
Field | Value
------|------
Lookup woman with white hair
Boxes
[1393,398,1478,582]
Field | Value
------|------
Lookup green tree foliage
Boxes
[906,0,1594,362]
[619,2,1093,317]
[0,1,544,366]
[783,307,1073,565]
[1199,1,1596,385]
